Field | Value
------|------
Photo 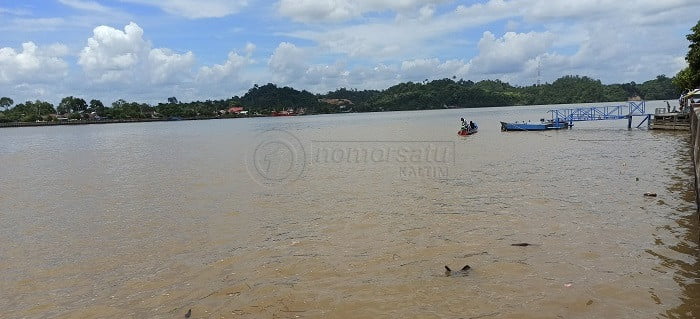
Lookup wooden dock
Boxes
[650,111,690,130]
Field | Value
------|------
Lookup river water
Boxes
[1,101,698,318]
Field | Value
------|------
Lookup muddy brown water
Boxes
[1,101,698,318]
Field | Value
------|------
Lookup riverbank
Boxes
[0,116,223,128]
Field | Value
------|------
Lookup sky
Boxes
[0,0,698,106]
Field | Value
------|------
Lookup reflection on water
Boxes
[0,101,698,318]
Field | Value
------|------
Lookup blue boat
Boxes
[500,119,570,131]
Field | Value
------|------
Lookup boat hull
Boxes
[500,121,569,131]
[458,128,478,136]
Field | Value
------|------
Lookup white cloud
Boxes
[148,49,195,84]
[78,22,148,83]
[3,17,67,32]
[277,0,450,23]
[0,42,68,84]
[122,0,248,19]
[345,63,400,90]
[283,1,515,60]
[264,43,472,92]
[400,58,441,79]
[517,0,697,22]
[0,7,31,16]
[266,42,358,91]
[400,58,470,81]
[277,0,356,22]
[244,42,256,56]
[470,31,554,74]
[290,20,443,59]
[417,4,436,21]
[268,42,308,84]
[58,0,111,13]
[78,22,196,86]
[198,51,253,83]
[194,46,256,98]
[454,0,513,24]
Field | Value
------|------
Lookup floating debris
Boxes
[644,192,657,197]
[511,243,534,247]
[445,265,471,277]
[185,309,191,318]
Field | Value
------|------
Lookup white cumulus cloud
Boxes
[198,51,253,82]
[78,22,148,83]
[78,22,195,85]
[0,42,68,84]
[268,42,308,84]
[470,31,554,75]
[148,49,195,84]
[194,45,256,98]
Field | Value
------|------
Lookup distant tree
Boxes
[112,99,127,109]
[674,19,700,90]
[31,100,56,115]
[89,99,106,116]
[0,97,13,111]
[687,20,700,88]
[673,67,694,92]
[3,100,55,121]
[57,96,88,114]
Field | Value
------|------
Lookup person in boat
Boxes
[469,121,476,130]
[460,118,467,131]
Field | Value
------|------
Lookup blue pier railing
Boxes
[546,101,649,128]
[548,101,646,123]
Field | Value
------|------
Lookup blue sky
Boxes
[0,0,698,105]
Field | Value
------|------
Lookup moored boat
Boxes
[500,119,570,131]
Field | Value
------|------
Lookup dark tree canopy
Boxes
[57,96,88,114]
[674,20,700,90]
[0,97,13,111]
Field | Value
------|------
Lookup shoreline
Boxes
[0,100,668,129]
[0,116,229,128]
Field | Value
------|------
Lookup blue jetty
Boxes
[501,101,652,132]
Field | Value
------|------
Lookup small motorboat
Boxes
[458,125,478,136]
[500,119,570,131]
